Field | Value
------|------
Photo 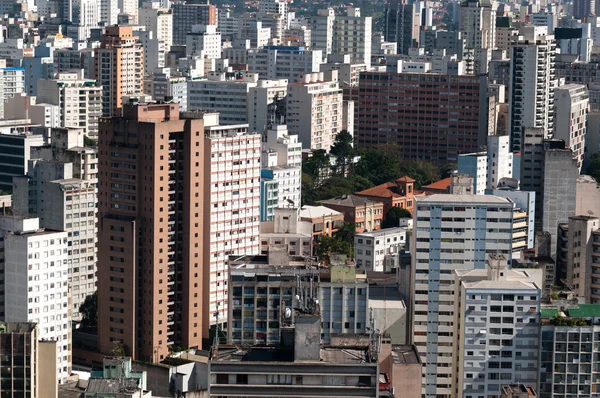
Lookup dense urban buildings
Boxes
[3,0,600,394]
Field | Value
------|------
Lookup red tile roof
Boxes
[356,176,414,199]
[422,177,451,191]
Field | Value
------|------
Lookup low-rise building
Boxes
[299,205,344,249]
[85,357,148,398]
[354,227,408,272]
[321,194,384,233]
[355,176,416,215]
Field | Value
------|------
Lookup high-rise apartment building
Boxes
[358,71,485,164]
[486,134,513,190]
[412,194,515,397]
[97,103,207,362]
[574,0,595,19]
[94,26,144,117]
[186,25,221,59]
[245,46,323,83]
[247,79,288,134]
[172,2,218,45]
[0,322,39,398]
[98,104,261,362]
[0,216,70,384]
[452,256,541,397]
[307,8,335,57]
[384,0,418,54]
[331,8,372,67]
[540,303,600,396]
[187,72,259,126]
[563,216,600,303]
[520,130,578,256]
[286,71,343,152]
[508,26,557,152]
[458,0,496,51]
[12,128,98,321]
[138,2,173,54]
[0,131,44,192]
[554,83,589,170]
[99,0,118,25]
[36,70,102,137]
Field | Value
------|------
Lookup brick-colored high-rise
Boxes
[97,103,262,362]
[358,71,486,164]
[95,26,144,117]
[97,103,207,362]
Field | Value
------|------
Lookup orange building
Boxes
[321,194,384,232]
[355,176,416,215]
[95,26,144,117]
[299,205,345,246]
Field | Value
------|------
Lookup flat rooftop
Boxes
[85,378,140,394]
[391,345,421,365]
[416,194,512,204]
[212,345,372,365]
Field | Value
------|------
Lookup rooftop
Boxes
[212,345,372,364]
[501,384,537,396]
[356,226,408,238]
[85,378,140,394]
[321,194,381,208]
[390,345,421,365]
[356,177,414,199]
[299,205,343,219]
[421,177,451,192]
[416,194,512,204]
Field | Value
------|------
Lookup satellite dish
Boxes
[295,294,300,301]
[284,308,292,319]
[314,299,319,305]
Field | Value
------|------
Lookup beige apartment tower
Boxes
[97,103,208,362]
[95,26,144,117]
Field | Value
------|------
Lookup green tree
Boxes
[335,221,356,242]
[317,235,353,266]
[301,173,316,206]
[83,136,97,147]
[354,148,402,186]
[329,131,355,176]
[79,291,98,330]
[440,163,458,178]
[302,149,330,181]
[586,153,600,182]
[381,207,412,229]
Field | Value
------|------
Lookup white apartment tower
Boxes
[247,79,288,134]
[258,0,288,20]
[308,9,335,58]
[458,0,496,50]
[554,83,589,170]
[452,255,541,397]
[0,216,71,384]
[36,70,102,137]
[203,116,261,324]
[486,134,513,190]
[138,2,173,53]
[508,26,557,152]
[100,0,118,25]
[186,25,221,59]
[187,72,260,126]
[332,8,372,68]
[286,71,344,152]
[261,125,302,210]
[412,194,515,398]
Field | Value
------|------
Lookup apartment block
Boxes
[138,2,173,53]
[172,2,217,45]
[97,103,207,362]
[354,227,408,272]
[358,71,485,164]
[186,25,221,59]
[540,303,600,396]
[554,84,589,170]
[458,0,496,50]
[244,46,322,83]
[94,26,144,117]
[187,72,259,126]
[508,26,557,152]
[562,216,600,303]
[487,134,513,190]
[0,322,39,398]
[12,130,98,321]
[458,152,487,195]
[0,216,70,384]
[286,71,343,152]
[247,79,288,134]
[259,208,313,257]
[384,0,418,54]
[413,195,515,397]
[36,70,102,137]
[0,131,45,192]
[331,7,372,67]
[151,68,187,111]
[452,256,541,397]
